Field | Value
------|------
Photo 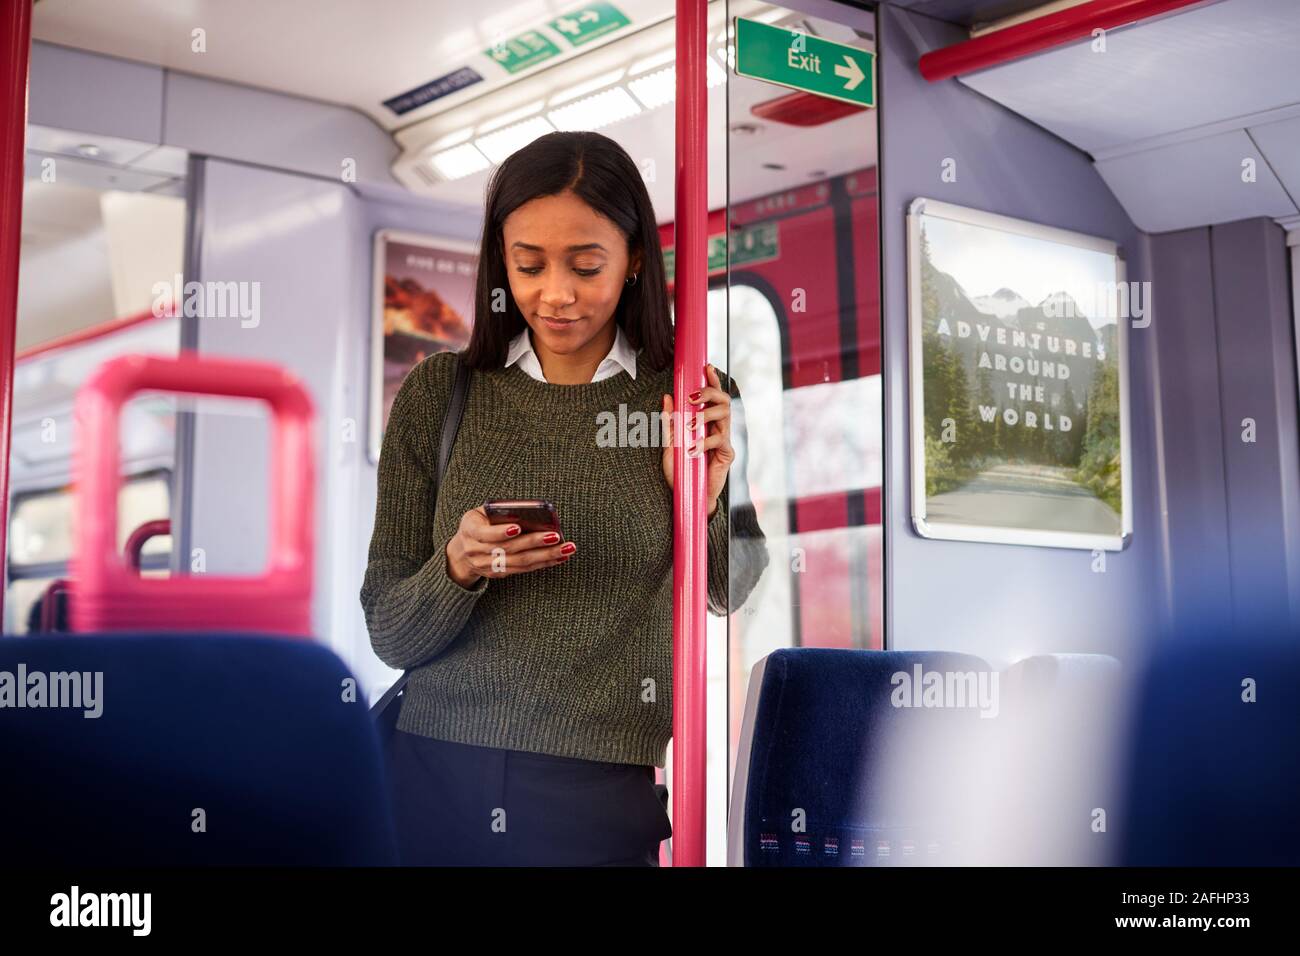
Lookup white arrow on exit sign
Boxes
[834,55,865,92]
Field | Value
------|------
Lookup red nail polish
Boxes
[506,525,521,536]
[688,390,701,401]
[560,542,576,555]
[543,532,559,544]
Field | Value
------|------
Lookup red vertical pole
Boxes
[672,0,708,867]
[0,0,34,630]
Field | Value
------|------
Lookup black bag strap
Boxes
[438,353,472,499]
[371,352,473,717]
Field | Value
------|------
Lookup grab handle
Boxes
[125,518,171,572]
[71,353,315,636]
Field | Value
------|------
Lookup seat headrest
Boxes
[0,633,396,865]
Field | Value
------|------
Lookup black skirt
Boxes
[385,728,672,866]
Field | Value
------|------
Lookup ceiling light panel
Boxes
[430,142,491,180]
[549,68,629,106]
[475,116,556,163]
[548,87,643,130]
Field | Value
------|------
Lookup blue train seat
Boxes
[0,633,398,865]
[728,648,996,866]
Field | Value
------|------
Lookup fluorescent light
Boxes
[627,58,726,110]
[628,66,675,110]
[429,126,475,151]
[477,99,546,134]
[549,68,628,106]
[548,86,642,131]
[430,142,491,180]
[474,116,555,163]
[422,33,731,177]
[629,47,676,75]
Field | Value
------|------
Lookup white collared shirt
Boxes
[505,324,638,383]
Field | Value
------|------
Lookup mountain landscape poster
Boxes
[368,230,475,463]
[906,199,1131,550]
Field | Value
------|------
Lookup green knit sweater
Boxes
[360,350,769,768]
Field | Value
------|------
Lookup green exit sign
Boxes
[663,234,728,283]
[662,224,779,282]
[486,30,563,74]
[734,17,876,109]
[549,2,630,48]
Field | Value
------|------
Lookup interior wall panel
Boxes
[1209,217,1300,632]
[879,3,1165,664]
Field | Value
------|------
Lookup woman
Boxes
[360,130,769,866]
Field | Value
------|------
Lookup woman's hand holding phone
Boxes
[445,505,575,588]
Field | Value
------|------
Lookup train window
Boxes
[721,0,881,820]
[8,486,73,566]
[705,281,790,862]
[6,576,59,636]
[9,470,172,566]
[5,469,173,633]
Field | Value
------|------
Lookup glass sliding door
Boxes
[719,0,882,837]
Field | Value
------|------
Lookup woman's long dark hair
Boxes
[461,130,673,373]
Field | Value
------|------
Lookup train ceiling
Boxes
[883,0,1055,23]
[30,0,877,217]
[34,0,1292,234]
[32,0,654,134]
[948,0,1300,233]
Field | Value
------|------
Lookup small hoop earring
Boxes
[625,272,639,286]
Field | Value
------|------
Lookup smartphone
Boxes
[483,499,562,536]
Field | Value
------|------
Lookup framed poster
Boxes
[906,199,1132,551]
[368,230,475,464]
